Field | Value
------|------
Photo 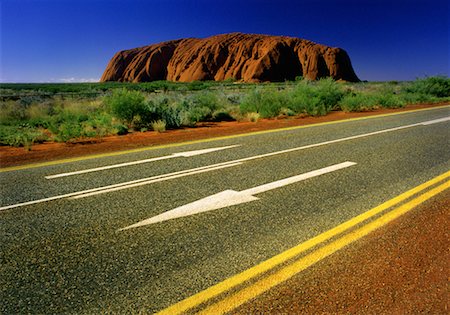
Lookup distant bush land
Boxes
[1,76,448,148]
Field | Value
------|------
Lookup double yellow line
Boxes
[157,170,450,314]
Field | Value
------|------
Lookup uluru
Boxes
[100,33,360,83]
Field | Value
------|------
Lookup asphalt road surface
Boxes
[1,106,449,314]
[234,190,449,314]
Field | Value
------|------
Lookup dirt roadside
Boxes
[234,190,449,314]
[0,103,447,168]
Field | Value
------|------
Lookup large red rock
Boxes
[100,33,359,83]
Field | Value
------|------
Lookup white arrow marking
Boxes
[45,145,240,179]
[119,161,357,231]
[0,161,242,211]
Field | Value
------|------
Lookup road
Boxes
[234,190,449,314]
[1,106,449,313]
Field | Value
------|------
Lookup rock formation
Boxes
[101,33,359,83]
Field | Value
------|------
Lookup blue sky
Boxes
[1,0,448,82]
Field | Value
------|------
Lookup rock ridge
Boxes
[101,33,359,82]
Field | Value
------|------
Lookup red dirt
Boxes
[234,190,450,314]
[0,103,446,168]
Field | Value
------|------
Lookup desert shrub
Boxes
[403,76,450,98]
[399,92,433,104]
[278,107,295,117]
[288,78,344,116]
[185,91,220,123]
[376,94,405,108]
[289,81,316,113]
[191,91,219,111]
[0,126,48,149]
[51,121,83,142]
[26,103,53,128]
[0,100,27,124]
[240,88,263,113]
[246,112,260,122]
[339,93,378,112]
[151,120,166,133]
[166,91,221,126]
[147,95,182,128]
[51,119,114,142]
[187,81,213,90]
[43,100,121,141]
[82,112,120,137]
[314,77,345,110]
[372,88,405,108]
[289,81,326,115]
[225,93,243,105]
[103,89,148,124]
[112,122,129,135]
[240,88,287,118]
[212,109,235,121]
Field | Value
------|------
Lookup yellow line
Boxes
[200,179,450,314]
[156,170,450,315]
[1,105,448,173]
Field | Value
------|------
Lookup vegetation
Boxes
[1,76,448,148]
[151,120,166,133]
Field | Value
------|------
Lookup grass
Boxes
[246,112,260,122]
[0,76,448,148]
[151,120,166,133]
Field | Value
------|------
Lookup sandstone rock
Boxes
[100,33,359,83]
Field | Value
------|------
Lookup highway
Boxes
[1,106,449,313]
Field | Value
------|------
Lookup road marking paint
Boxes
[70,162,242,200]
[119,162,356,230]
[1,105,448,173]
[193,116,445,167]
[2,116,447,210]
[0,161,242,211]
[45,145,240,179]
[242,161,356,195]
[155,170,450,315]
[199,180,450,314]
[420,116,450,125]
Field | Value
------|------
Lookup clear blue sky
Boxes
[1,0,448,82]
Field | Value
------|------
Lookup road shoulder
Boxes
[234,190,449,314]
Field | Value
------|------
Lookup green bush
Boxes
[399,92,434,104]
[375,93,405,108]
[314,77,345,110]
[167,91,221,126]
[288,78,344,116]
[51,121,83,142]
[43,100,122,142]
[146,95,182,128]
[104,89,148,124]
[151,120,166,132]
[246,112,260,122]
[339,93,378,112]
[289,81,316,114]
[0,126,48,149]
[212,109,235,121]
[0,100,27,125]
[26,103,53,128]
[240,88,287,118]
[404,76,450,98]
[191,91,219,111]
[372,87,405,108]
